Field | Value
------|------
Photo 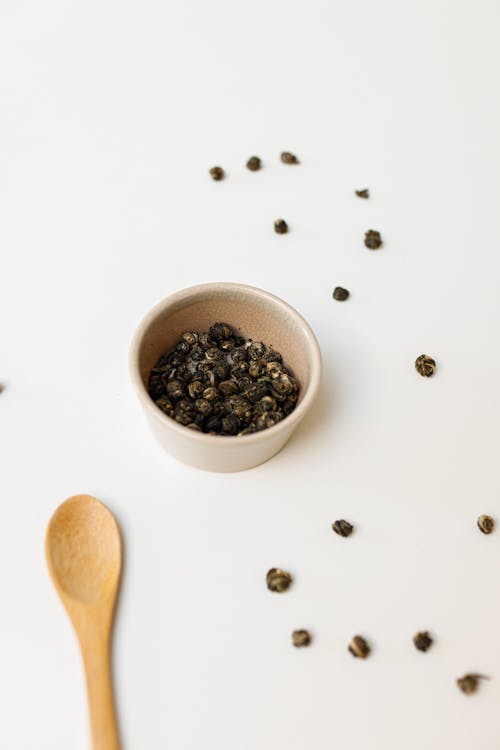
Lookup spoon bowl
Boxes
[46,494,121,604]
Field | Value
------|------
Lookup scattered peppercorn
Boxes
[209,166,225,181]
[274,218,288,234]
[280,151,299,164]
[348,635,370,658]
[266,568,293,593]
[415,354,436,377]
[246,156,262,171]
[332,519,354,537]
[355,189,369,199]
[292,630,312,647]
[457,674,488,695]
[477,514,495,534]
[364,229,382,249]
[333,287,350,301]
[413,631,433,652]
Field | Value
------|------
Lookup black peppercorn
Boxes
[205,347,223,362]
[202,386,219,402]
[209,166,225,181]
[187,381,205,400]
[248,341,267,360]
[333,286,350,301]
[231,347,247,364]
[218,380,239,397]
[213,360,229,380]
[274,218,288,234]
[166,379,184,401]
[221,414,240,435]
[355,189,369,199]
[477,514,495,534]
[415,354,436,377]
[332,519,353,537]
[348,635,370,658]
[205,415,222,433]
[190,344,205,362]
[413,631,433,652]
[246,156,262,171]
[265,349,282,363]
[182,331,198,346]
[175,340,190,355]
[266,568,292,592]
[195,398,213,417]
[457,674,488,695]
[267,361,283,379]
[209,322,233,341]
[280,151,299,164]
[292,630,311,647]
[155,396,174,416]
[364,229,382,249]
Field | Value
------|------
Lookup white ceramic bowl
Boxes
[130,283,322,472]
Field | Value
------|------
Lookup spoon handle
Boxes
[80,632,121,750]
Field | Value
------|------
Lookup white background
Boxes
[1,1,500,748]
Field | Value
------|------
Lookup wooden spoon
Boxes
[46,494,122,750]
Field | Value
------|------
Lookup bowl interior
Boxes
[136,286,315,404]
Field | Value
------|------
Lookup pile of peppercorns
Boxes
[148,323,299,436]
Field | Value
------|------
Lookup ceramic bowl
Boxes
[130,282,322,472]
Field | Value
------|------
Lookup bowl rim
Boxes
[130,282,322,446]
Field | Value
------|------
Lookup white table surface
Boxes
[1,1,500,748]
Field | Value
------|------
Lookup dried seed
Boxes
[182,331,198,346]
[218,379,239,397]
[415,354,436,377]
[274,218,288,234]
[231,347,248,364]
[190,344,205,361]
[209,322,233,341]
[280,151,299,164]
[246,156,262,171]
[413,631,433,652]
[209,166,225,181]
[292,630,311,648]
[187,380,205,400]
[457,674,488,695]
[166,379,184,401]
[348,635,370,658]
[265,349,282,363]
[355,188,369,199]
[266,568,292,593]
[333,286,350,301]
[249,359,268,379]
[221,414,240,435]
[156,397,174,416]
[248,341,267,360]
[195,398,212,417]
[332,519,354,538]
[202,386,220,402]
[477,514,495,534]
[205,415,222,433]
[364,229,382,249]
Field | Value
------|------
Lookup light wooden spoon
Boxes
[46,494,122,750]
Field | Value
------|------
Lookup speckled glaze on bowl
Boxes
[130,283,322,472]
